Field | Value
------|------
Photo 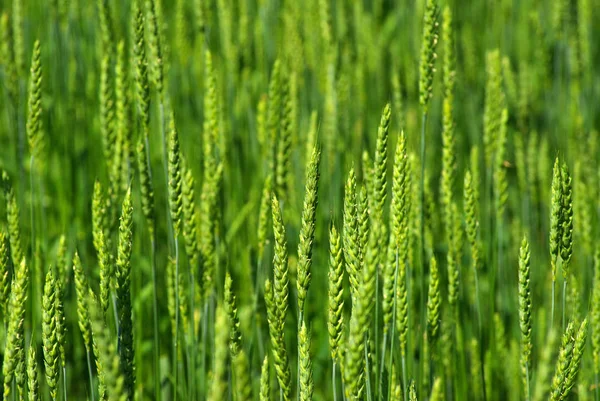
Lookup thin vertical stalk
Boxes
[332,362,338,401]
[151,237,161,401]
[562,279,567,331]
[86,349,95,401]
[174,237,180,401]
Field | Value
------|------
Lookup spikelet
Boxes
[2,259,29,398]
[92,180,110,257]
[409,381,418,401]
[518,236,532,394]
[549,158,562,281]
[115,188,135,398]
[276,73,292,199]
[97,0,115,55]
[418,0,439,111]
[297,146,321,313]
[224,273,251,400]
[200,162,222,300]
[207,304,229,401]
[328,224,344,363]
[182,159,200,265]
[89,293,127,401]
[559,162,573,276]
[257,174,273,259]
[446,202,461,309]
[372,104,391,225]
[345,225,381,399]
[494,108,509,218]
[27,345,39,401]
[53,262,67,372]
[299,320,314,401]
[257,95,268,152]
[12,0,24,77]
[133,0,150,133]
[136,138,155,236]
[440,6,456,232]
[264,280,292,400]
[97,230,113,313]
[146,0,165,97]
[343,168,360,300]
[72,252,92,351]
[357,185,370,263]
[271,196,289,327]
[267,59,282,180]
[385,131,409,336]
[483,50,505,170]
[42,268,60,400]
[99,55,116,167]
[112,40,132,197]
[464,170,480,271]
[550,320,588,401]
[260,355,270,401]
[26,40,44,164]
[0,231,10,318]
[168,116,183,236]
[427,256,441,341]
[3,172,24,267]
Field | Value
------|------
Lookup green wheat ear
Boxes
[343,167,360,300]
[328,223,344,363]
[89,291,127,401]
[72,252,92,351]
[271,195,289,327]
[136,138,155,236]
[115,188,135,399]
[224,273,252,401]
[559,162,573,276]
[518,236,532,395]
[297,145,321,314]
[257,174,273,259]
[418,0,439,112]
[0,231,10,319]
[208,304,229,401]
[182,158,200,265]
[27,344,40,401]
[2,258,29,398]
[299,320,314,401]
[26,39,44,163]
[132,0,150,132]
[168,115,183,237]
[264,279,292,400]
[549,157,562,281]
[427,256,441,341]
[42,267,60,401]
[260,355,270,401]
[550,319,588,401]
[3,171,24,267]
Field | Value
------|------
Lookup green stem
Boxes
[189,256,196,401]
[550,279,555,330]
[63,366,68,401]
[402,354,408,401]
[151,237,162,401]
[174,237,180,401]
[562,279,567,331]
[332,361,338,401]
[525,361,530,401]
[86,349,95,401]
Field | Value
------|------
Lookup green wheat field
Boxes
[0,0,599,400]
